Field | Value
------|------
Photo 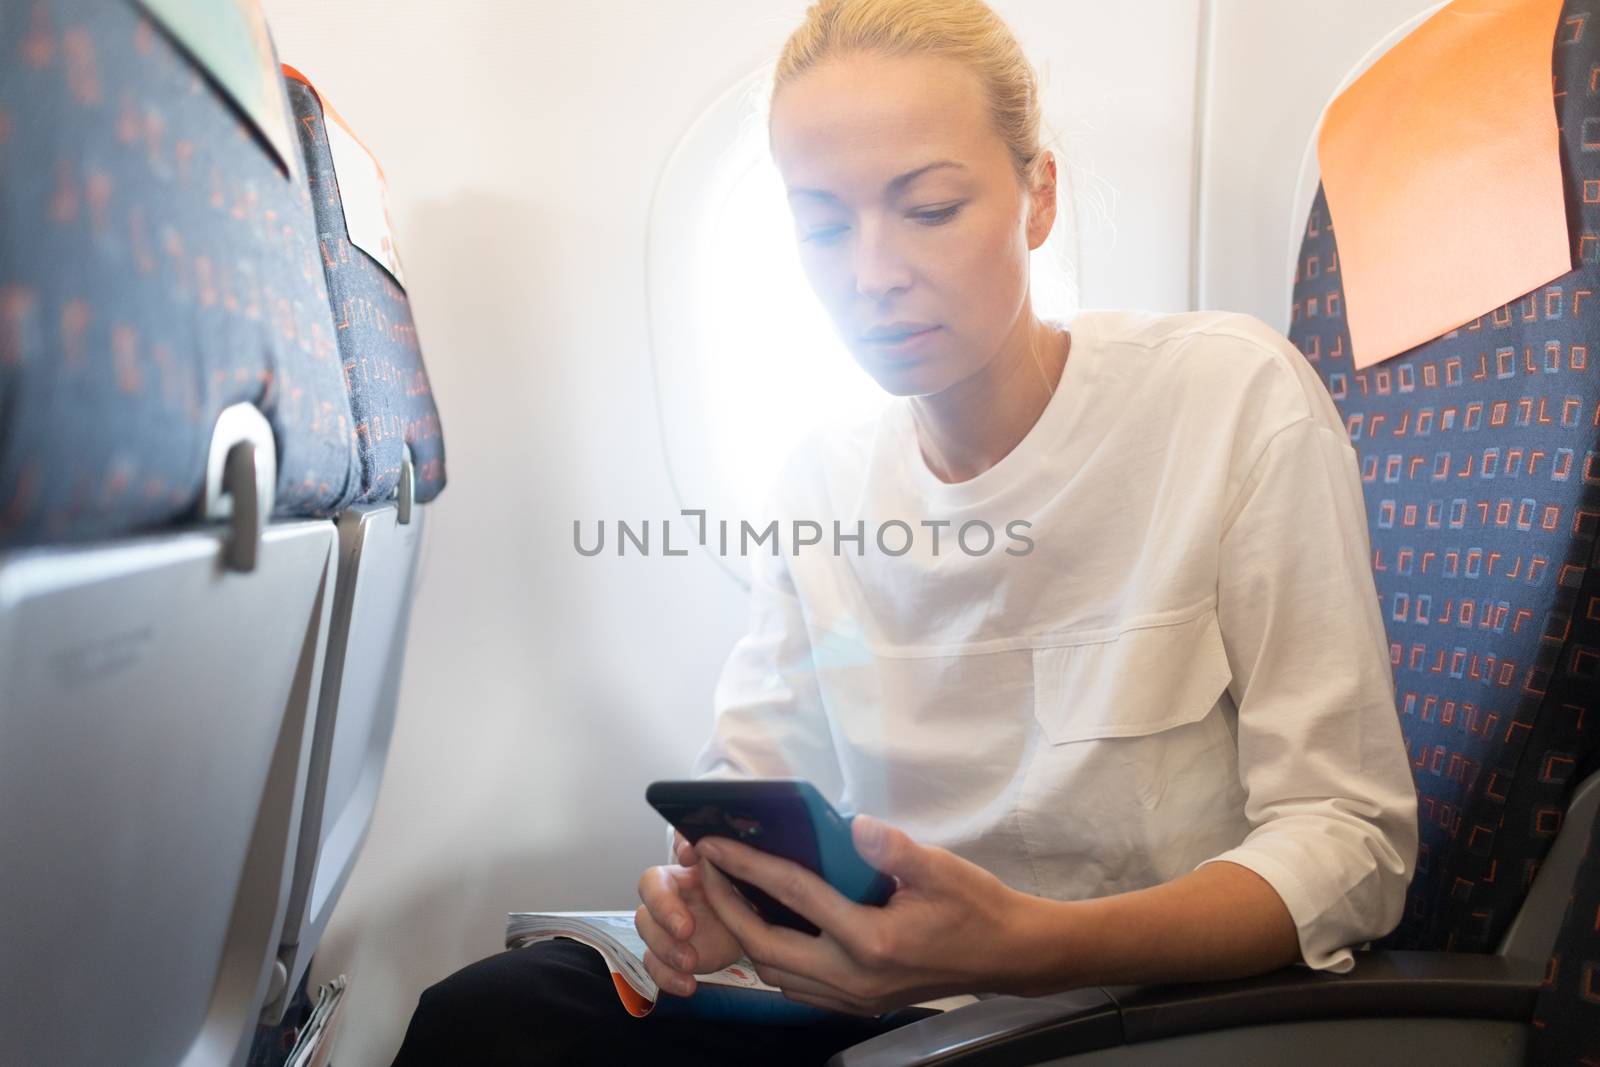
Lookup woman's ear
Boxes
[1026,151,1058,251]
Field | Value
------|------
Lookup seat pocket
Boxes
[1029,607,1233,745]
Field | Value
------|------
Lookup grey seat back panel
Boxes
[0,520,337,1067]
[276,503,424,1000]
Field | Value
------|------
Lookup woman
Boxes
[393,0,1418,1061]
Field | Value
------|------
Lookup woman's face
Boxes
[769,50,1055,397]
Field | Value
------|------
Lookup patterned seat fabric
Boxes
[283,72,446,505]
[0,0,359,547]
[1287,0,1600,955]
[1293,182,1600,961]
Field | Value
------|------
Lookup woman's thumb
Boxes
[852,814,920,880]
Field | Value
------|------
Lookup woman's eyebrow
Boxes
[787,159,968,203]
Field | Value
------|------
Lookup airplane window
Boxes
[647,64,1079,587]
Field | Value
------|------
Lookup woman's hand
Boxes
[634,832,746,998]
[692,814,1040,1017]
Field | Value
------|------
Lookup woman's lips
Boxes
[862,325,941,357]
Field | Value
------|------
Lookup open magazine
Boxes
[505,911,979,1022]
[280,974,348,1067]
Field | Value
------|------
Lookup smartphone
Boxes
[645,778,896,936]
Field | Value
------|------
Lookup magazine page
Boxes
[505,911,977,1017]
[506,910,781,1016]
[283,974,348,1067]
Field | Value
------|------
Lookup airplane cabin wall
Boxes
[1195,0,1449,329]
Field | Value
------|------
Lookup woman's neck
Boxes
[908,316,1070,485]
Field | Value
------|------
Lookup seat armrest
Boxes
[827,951,1543,1067]
[828,988,1119,1067]
[829,988,1120,1067]
[1112,950,1541,1043]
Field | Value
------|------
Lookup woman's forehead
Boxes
[770,55,999,199]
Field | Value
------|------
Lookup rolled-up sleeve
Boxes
[1196,413,1419,973]
[664,540,845,862]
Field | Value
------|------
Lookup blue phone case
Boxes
[645,778,896,935]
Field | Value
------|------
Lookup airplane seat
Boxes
[1284,0,1600,1055]
[0,2,365,1065]
[1289,177,1600,961]
[252,67,448,1030]
[831,2,1599,1064]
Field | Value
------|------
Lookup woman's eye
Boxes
[803,225,848,245]
[912,204,962,225]
[801,205,961,244]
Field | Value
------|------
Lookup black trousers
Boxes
[390,938,933,1065]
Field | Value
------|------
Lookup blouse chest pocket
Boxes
[1029,607,1234,746]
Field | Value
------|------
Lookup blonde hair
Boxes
[771,0,1047,190]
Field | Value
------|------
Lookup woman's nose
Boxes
[852,218,913,302]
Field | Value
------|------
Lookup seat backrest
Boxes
[1286,0,1600,955]
[0,3,368,1063]
[281,68,446,506]
[261,68,447,1022]
[0,0,359,549]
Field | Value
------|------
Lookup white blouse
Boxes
[686,308,1419,974]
